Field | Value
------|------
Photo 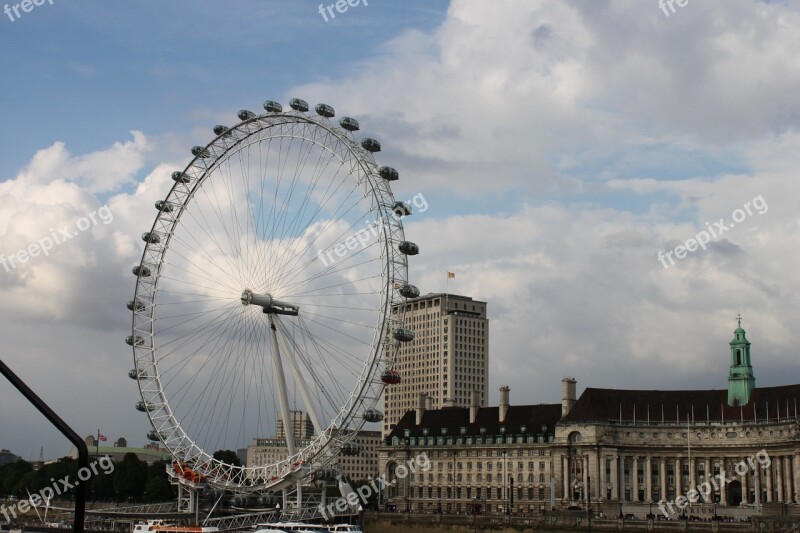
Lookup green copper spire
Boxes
[727,314,755,406]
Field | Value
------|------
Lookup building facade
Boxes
[247,430,381,482]
[276,410,315,440]
[0,449,21,466]
[383,293,489,436]
[380,323,800,517]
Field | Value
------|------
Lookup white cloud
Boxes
[3,0,800,457]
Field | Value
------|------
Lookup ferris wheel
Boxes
[126,98,419,494]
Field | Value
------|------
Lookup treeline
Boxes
[0,453,174,503]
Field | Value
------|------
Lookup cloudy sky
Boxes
[1,0,799,460]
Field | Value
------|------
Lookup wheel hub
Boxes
[241,289,299,316]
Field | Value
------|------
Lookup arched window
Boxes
[735,349,742,366]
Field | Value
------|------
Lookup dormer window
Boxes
[480,427,486,435]
[404,429,411,437]
[441,428,447,435]
[520,425,527,434]
[460,427,467,435]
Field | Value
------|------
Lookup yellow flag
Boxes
[447,272,455,278]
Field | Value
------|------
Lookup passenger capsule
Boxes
[191,146,210,158]
[126,335,145,347]
[128,368,147,380]
[379,166,399,181]
[398,283,420,299]
[391,201,412,217]
[135,401,152,412]
[146,430,161,442]
[132,265,151,277]
[398,241,419,256]
[340,442,361,456]
[263,100,283,113]
[339,117,360,132]
[314,468,337,481]
[127,300,146,312]
[362,408,384,423]
[172,171,191,184]
[155,200,175,213]
[237,110,256,121]
[315,103,335,118]
[289,98,310,112]
[258,494,279,506]
[142,232,161,244]
[393,328,415,343]
[381,369,401,385]
[213,125,231,136]
[361,138,381,153]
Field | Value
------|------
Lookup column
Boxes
[583,454,589,505]
[754,468,762,510]
[793,453,800,504]
[599,454,606,500]
[632,457,639,502]
[619,455,626,501]
[784,454,793,504]
[675,458,682,496]
[690,458,697,499]
[646,456,653,502]
[563,455,569,500]
[611,455,619,500]
[741,458,749,505]
[660,458,667,502]
[777,456,784,502]
[766,459,773,502]
[720,460,727,506]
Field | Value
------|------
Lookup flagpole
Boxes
[96,429,99,459]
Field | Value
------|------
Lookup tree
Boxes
[212,450,241,467]
[0,460,33,497]
[143,460,174,502]
[113,453,147,502]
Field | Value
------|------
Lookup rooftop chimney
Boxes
[499,386,510,423]
[562,377,577,417]
[416,393,426,425]
[425,395,433,411]
[470,390,481,424]
[443,397,457,408]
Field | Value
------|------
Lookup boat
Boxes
[132,519,220,533]
[254,522,362,533]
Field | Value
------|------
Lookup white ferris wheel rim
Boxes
[129,105,408,492]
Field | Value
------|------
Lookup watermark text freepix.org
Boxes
[659,0,688,18]
[0,205,113,274]
[4,0,54,23]
[657,449,770,518]
[318,452,430,520]
[657,195,767,269]
[316,193,428,268]
[0,456,114,522]
[318,0,368,23]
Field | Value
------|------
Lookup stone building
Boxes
[247,425,381,482]
[380,322,800,518]
[383,293,489,436]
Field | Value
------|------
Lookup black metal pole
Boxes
[0,359,88,533]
